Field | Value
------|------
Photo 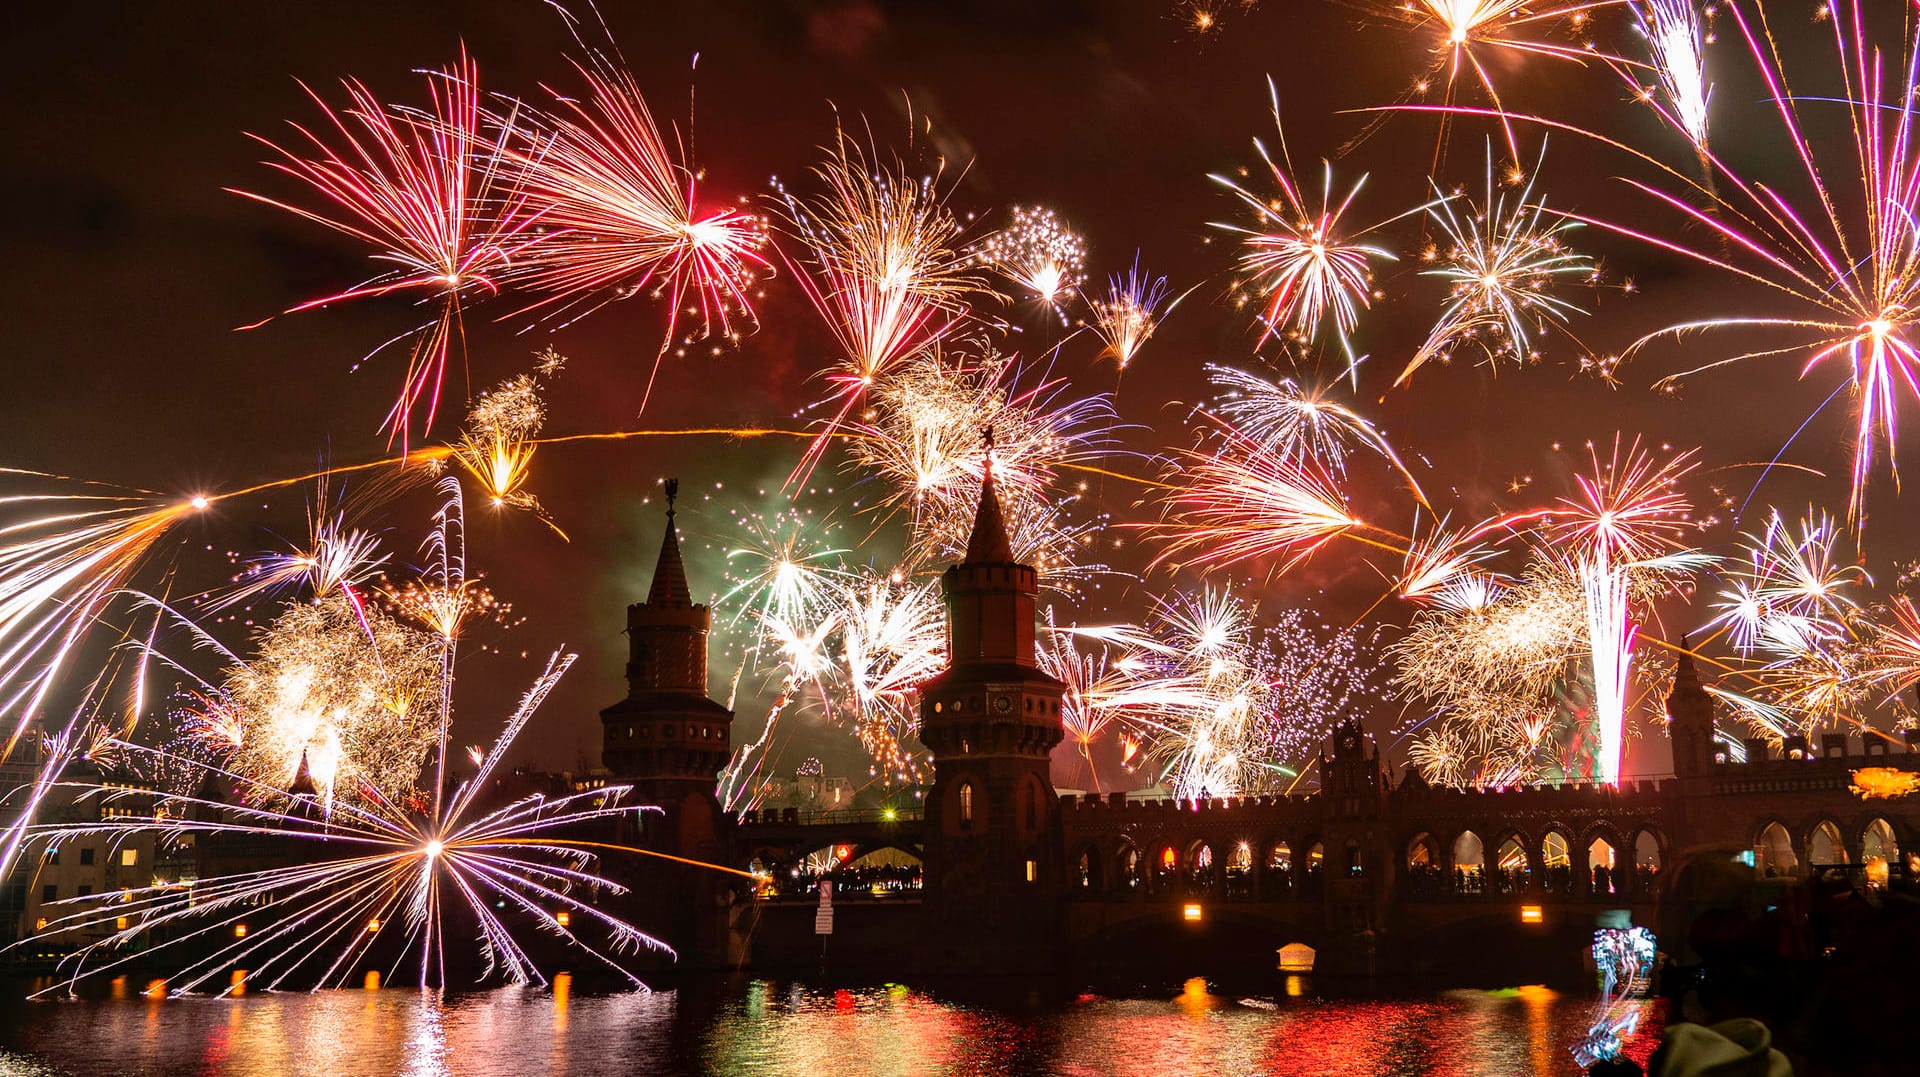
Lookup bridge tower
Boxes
[917,440,1067,973]
[599,479,737,961]
[1317,716,1392,973]
[1666,635,1717,783]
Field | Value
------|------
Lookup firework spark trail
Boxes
[1410,1,1920,530]
[6,652,696,999]
[1149,416,1377,575]
[506,63,769,407]
[1351,0,1624,161]
[1397,145,1598,387]
[231,51,530,444]
[213,594,441,811]
[1088,255,1175,370]
[974,205,1087,311]
[831,570,946,787]
[1628,0,1712,150]
[775,129,982,487]
[1705,507,1865,656]
[1551,436,1700,784]
[1204,364,1429,505]
[0,475,205,758]
[451,350,571,538]
[851,343,1119,586]
[1077,588,1381,799]
[1212,79,1398,384]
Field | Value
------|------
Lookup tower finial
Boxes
[646,478,691,606]
[963,426,1013,564]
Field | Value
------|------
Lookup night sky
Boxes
[2,1,1902,783]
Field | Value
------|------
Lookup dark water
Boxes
[0,975,1663,1077]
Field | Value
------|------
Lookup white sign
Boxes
[815,879,834,935]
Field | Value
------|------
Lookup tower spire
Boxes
[964,428,1013,564]
[646,478,691,607]
[1672,632,1700,693]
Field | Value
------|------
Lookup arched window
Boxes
[1863,818,1898,889]
[958,782,974,825]
[1344,840,1364,878]
[1588,837,1619,896]
[1076,848,1099,891]
[1118,844,1142,893]
[1634,830,1662,872]
[1496,836,1530,893]
[1808,820,1847,865]
[1265,841,1293,897]
[1189,842,1218,893]
[1407,833,1440,896]
[1305,842,1326,895]
[1226,842,1254,898]
[1453,831,1486,894]
[1152,845,1178,895]
[1756,822,1796,876]
[1541,831,1572,895]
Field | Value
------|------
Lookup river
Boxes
[0,975,1663,1076]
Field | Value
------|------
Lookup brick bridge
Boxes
[605,482,1920,976]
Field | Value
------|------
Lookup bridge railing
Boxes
[736,806,924,827]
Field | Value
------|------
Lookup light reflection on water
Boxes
[0,976,1660,1077]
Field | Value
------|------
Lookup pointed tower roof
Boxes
[963,429,1014,564]
[287,748,318,798]
[646,478,692,607]
[1671,633,1702,695]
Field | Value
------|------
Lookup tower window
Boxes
[959,783,974,825]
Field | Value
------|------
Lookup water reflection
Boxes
[0,977,1661,1077]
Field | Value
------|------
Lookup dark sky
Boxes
[1,1,1901,783]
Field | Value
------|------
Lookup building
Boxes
[606,473,1920,978]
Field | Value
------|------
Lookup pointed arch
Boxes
[1453,830,1486,894]
[1264,839,1294,898]
[1225,841,1255,898]
[1862,818,1898,889]
[1808,819,1848,866]
[1755,821,1796,877]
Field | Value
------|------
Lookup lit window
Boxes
[1519,905,1544,924]
[959,783,974,824]
[234,924,248,938]
[1183,904,1203,922]
[555,910,571,928]
[115,916,129,931]
[34,918,47,932]
[121,849,138,867]
[1025,859,1037,883]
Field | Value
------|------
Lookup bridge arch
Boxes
[1541,829,1573,896]
[1754,819,1798,876]
[1452,829,1487,894]
[1074,843,1105,893]
[1861,817,1900,887]
[1492,832,1531,893]
[1225,841,1255,898]
[1807,818,1848,866]
[1263,839,1294,898]
[1187,840,1220,895]
[1114,841,1144,896]
[1579,823,1628,897]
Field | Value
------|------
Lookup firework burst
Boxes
[1398,146,1599,386]
[1088,256,1175,370]
[232,51,529,443]
[1213,80,1398,382]
[507,63,769,403]
[776,129,981,483]
[974,205,1088,310]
